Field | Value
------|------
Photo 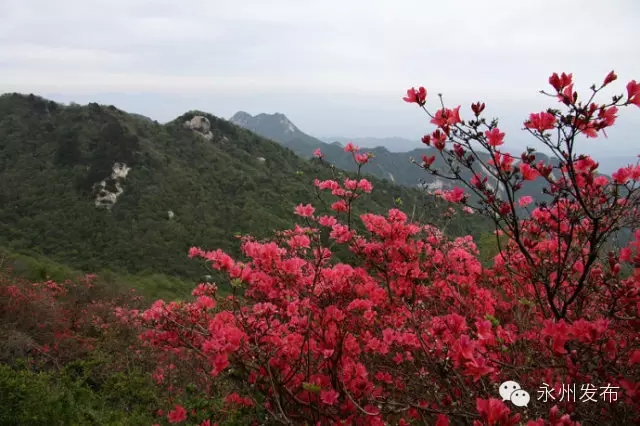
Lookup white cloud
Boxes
[0,0,638,151]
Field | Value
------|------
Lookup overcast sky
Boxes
[1,0,639,157]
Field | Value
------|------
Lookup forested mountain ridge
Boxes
[0,94,491,286]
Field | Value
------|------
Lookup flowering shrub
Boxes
[0,271,145,366]
[0,268,164,424]
[141,72,639,425]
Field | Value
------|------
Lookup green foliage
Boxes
[0,246,79,282]
[0,246,197,301]
[0,93,491,287]
[0,364,72,426]
[475,231,504,265]
[0,361,157,426]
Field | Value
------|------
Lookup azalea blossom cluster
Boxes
[140,72,639,425]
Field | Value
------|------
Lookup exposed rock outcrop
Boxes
[184,115,213,140]
[94,162,131,210]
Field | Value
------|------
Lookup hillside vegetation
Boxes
[0,94,494,425]
[0,94,492,296]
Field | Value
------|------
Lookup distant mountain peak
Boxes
[252,112,299,134]
[230,111,306,141]
[229,111,253,126]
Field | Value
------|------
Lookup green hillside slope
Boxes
[0,94,491,285]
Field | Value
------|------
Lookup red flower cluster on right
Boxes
[134,71,639,425]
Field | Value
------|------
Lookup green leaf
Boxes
[484,314,500,326]
[518,298,535,307]
[302,382,321,394]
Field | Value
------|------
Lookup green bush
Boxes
[0,363,78,425]
[0,360,159,426]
